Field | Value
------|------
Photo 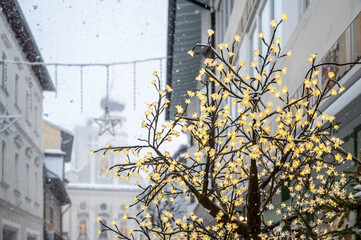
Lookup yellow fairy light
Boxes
[328,72,335,79]
[166,85,173,92]
[274,38,281,45]
[250,60,257,68]
[286,50,292,57]
[270,20,277,28]
[175,105,184,114]
[253,49,259,56]
[216,64,224,72]
[207,29,214,37]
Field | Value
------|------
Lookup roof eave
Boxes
[1,0,54,91]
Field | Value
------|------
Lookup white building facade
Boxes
[63,124,143,240]
[0,1,54,240]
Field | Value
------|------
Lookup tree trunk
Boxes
[247,159,261,239]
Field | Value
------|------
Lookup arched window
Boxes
[99,157,109,177]
[78,219,88,239]
[99,218,108,239]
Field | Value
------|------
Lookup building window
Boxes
[99,157,109,177]
[1,52,7,92]
[273,0,283,40]
[35,171,38,202]
[100,203,108,211]
[1,139,7,183]
[2,225,18,240]
[281,0,301,46]
[27,235,37,240]
[26,91,30,123]
[15,153,19,191]
[99,218,108,239]
[15,74,19,108]
[78,219,88,238]
[217,8,224,42]
[249,23,259,79]
[26,163,30,197]
[261,0,272,56]
[120,220,128,236]
[304,0,312,11]
[217,0,233,42]
[34,105,38,134]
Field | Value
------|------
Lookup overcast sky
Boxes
[18,0,169,134]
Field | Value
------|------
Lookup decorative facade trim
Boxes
[14,134,23,148]
[25,146,33,158]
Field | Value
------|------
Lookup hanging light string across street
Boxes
[0,56,168,112]
[0,56,167,67]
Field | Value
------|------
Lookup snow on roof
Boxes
[45,149,66,155]
[66,183,141,192]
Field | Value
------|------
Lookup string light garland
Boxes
[54,65,58,97]
[80,66,83,113]
[0,56,167,67]
[0,56,167,114]
[133,62,136,110]
[159,58,163,87]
